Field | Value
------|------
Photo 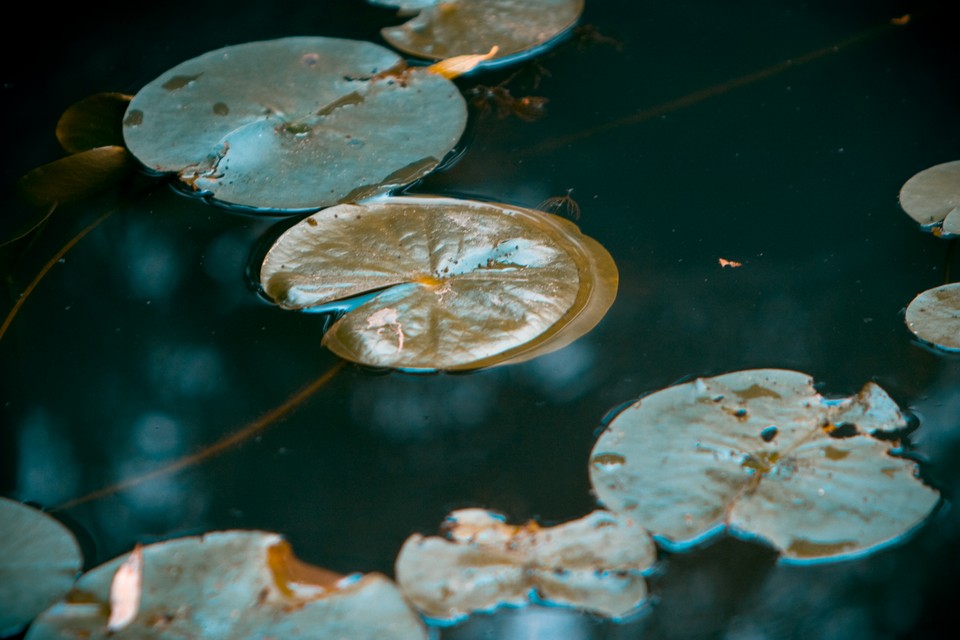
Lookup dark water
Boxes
[2,1,959,638]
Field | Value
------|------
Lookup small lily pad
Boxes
[259,195,618,372]
[0,497,82,637]
[373,0,584,67]
[589,369,941,563]
[394,509,656,624]
[898,159,960,238]
[905,283,960,352]
[26,530,426,640]
[122,37,467,212]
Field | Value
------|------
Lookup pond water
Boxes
[2,0,958,638]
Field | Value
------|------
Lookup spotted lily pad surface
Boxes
[589,369,941,563]
[25,530,426,640]
[899,159,960,237]
[394,509,655,624]
[373,0,584,67]
[259,196,618,371]
[905,283,960,352]
[0,498,82,636]
[122,37,467,212]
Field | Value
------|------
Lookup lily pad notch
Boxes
[589,369,941,564]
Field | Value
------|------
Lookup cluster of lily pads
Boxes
[2,0,950,637]
[899,159,960,352]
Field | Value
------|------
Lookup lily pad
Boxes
[56,93,132,154]
[0,497,82,637]
[373,0,584,67]
[589,369,941,563]
[905,283,960,352]
[121,37,468,212]
[25,530,426,640]
[898,159,960,237]
[394,508,656,624]
[259,195,618,372]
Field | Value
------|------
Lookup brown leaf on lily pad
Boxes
[56,92,132,154]
[259,196,618,372]
[121,37,467,212]
[898,159,960,238]
[394,509,656,624]
[372,0,584,67]
[0,498,82,637]
[25,530,426,640]
[905,283,960,352]
[589,369,941,564]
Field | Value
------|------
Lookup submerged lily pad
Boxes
[589,369,941,563]
[56,93,132,154]
[898,159,960,237]
[373,0,584,67]
[259,195,618,371]
[905,283,960,352]
[122,37,467,212]
[0,497,82,636]
[394,509,655,624]
[26,530,426,640]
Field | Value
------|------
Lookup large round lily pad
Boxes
[898,159,960,237]
[905,283,960,352]
[0,497,82,636]
[373,0,584,67]
[395,508,655,623]
[259,196,618,372]
[589,369,941,563]
[26,530,426,639]
[122,37,468,212]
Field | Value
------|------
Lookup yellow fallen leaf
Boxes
[718,258,743,268]
[107,543,143,632]
[426,46,499,79]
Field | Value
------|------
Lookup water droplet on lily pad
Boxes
[394,508,655,624]
[898,159,960,238]
[121,37,468,212]
[905,283,960,352]
[372,0,584,68]
[25,530,426,640]
[588,369,941,564]
[259,195,618,372]
[0,497,82,637]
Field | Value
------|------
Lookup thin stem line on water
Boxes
[52,360,347,512]
[0,206,117,342]
[523,18,903,156]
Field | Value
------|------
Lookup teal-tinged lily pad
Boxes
[26,530,426,640]
[259,195,618,372]
[589,369,941,564]
[121,37,467,212]
[0,497,82,637]
[899,160,960,238]
[394,509,655,624]
[905,283,960,352]
[372,0,584,67]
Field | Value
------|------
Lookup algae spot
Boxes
[162,73,203,91]
[123,109,144,127]
[823,446,850,460]
[592,453,626,469]
[317,91,365,116]
[733,384,782,400]
[213,102,229,116]
[786,538,857,558]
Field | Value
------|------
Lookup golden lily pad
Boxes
[25,530,426,640]
[394,508,656,624]
[898,159,960,238]
[905,283,960,352]
[259,196,618,372]
[56,93,132,154]
[121,37,467,212]
[373,0,584,67]
[0,498,82,636]
[589,369,941,563]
